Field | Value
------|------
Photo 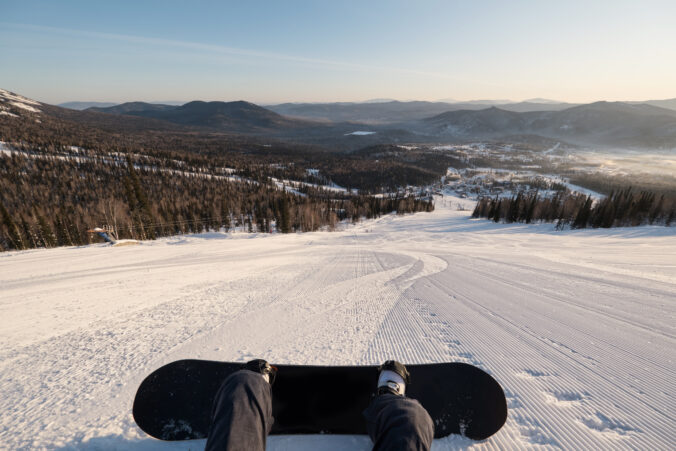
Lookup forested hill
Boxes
[0,90,449,251]
[87,100,317,133]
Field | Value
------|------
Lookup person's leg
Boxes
[363,393,434,451]
[363,360,434,451]
[205,367,274,451]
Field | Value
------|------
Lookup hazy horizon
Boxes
[51,96,676,108]
[2,0,676,105]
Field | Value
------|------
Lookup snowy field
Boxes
[1,195,675,450]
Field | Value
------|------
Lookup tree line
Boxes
[0,151,433,251]
[472,189,675,229]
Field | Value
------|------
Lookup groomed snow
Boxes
[1,196,674,450]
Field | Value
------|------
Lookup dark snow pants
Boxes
[205,371,434,451]
[363,393,434,451]
[204,370,273,451]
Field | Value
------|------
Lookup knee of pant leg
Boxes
[229,369,268,386]
[212,371,273,416]
[394,399,435,444]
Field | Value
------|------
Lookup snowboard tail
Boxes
[133,360,507,441]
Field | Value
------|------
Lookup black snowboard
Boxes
[133,360,507,442]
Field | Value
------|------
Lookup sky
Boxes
[1,0,675,105]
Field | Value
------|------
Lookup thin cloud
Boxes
[2,22,461,81]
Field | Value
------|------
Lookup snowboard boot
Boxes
[242,359,278,385]
[377,360,410,396]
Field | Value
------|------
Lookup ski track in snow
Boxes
[1,196,675,450]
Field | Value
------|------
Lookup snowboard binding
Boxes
[377,360,411,396]
[242,359,278,385]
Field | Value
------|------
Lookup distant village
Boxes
[436,167,570,200]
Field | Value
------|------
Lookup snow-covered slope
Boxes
[1,196,674,450]
[0,88,42,117]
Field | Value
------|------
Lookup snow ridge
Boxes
[0,88,42,116]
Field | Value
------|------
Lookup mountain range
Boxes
[63,97,676,124]
[266,100,578,123]
[4,89,676,150]
[420,102,676,148]
[88,100,312,133]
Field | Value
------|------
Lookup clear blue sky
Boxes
[1,0,675,104]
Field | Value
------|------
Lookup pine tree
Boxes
[277,196,291,233]
[125,156,156,239]
[649,194,664,225]
[0,202,24,250]
[53,212,73,247]
[221,200,231,232]
[525,193,538,224]
[492,199,502,223]
[34,207,57,247]
[20,216,37,248]
[572,195,592,229]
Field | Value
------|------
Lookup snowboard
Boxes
[133,360,507,442]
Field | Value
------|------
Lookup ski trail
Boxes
[361,241,674,449]
[1,195,674,450]
[411,255,672,449]
[0,242,373,448]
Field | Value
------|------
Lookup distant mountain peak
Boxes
[362,98,399,104]
[522,98,562,104]
[59,101,119,110]
[462,99,513,105]
[82,98,308,133]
